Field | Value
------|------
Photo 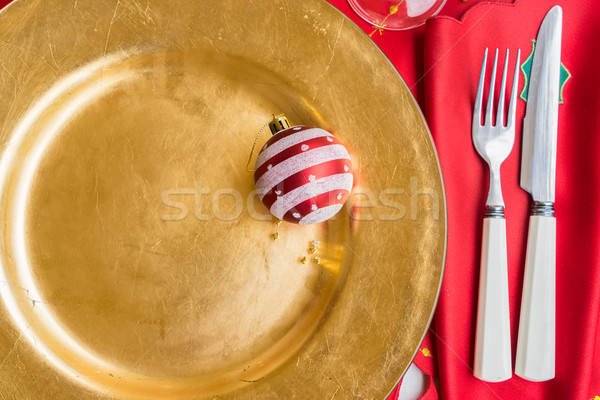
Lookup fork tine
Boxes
[496,49,509,127]
[484,49,499,126]
[473,48,488,128]
[507,49,521,128]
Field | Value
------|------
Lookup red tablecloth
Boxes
[326,0,600,399]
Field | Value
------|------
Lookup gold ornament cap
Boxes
[269,114,290,135]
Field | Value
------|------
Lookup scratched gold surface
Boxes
[0,0,446,399]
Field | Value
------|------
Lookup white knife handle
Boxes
[516,214,556,381]
[474,217,512,382]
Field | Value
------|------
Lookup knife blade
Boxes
[516,5,562,382]
[520,5,562,202]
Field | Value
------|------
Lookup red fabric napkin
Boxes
[425,1,600,399]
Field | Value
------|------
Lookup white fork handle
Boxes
[515,215,556,381]
[474,217,512,382]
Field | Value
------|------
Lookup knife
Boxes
[516,5,562,382]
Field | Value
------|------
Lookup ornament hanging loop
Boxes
[246,121,269,172]
[246,114,291,172]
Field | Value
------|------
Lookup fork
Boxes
[472,48,520,382]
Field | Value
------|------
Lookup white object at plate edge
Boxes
[474,217,512,382]
[515,215,556,381]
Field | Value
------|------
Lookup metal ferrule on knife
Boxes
[531,201,555,217]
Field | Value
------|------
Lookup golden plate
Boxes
[0,0,446,398]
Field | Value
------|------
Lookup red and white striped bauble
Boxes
[254,125,353,225]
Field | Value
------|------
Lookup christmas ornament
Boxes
[248,115,353,225]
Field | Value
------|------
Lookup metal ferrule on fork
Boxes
[484,205,505,218]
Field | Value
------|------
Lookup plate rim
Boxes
[321,1,448,396]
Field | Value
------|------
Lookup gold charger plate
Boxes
[0,0,446,398]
